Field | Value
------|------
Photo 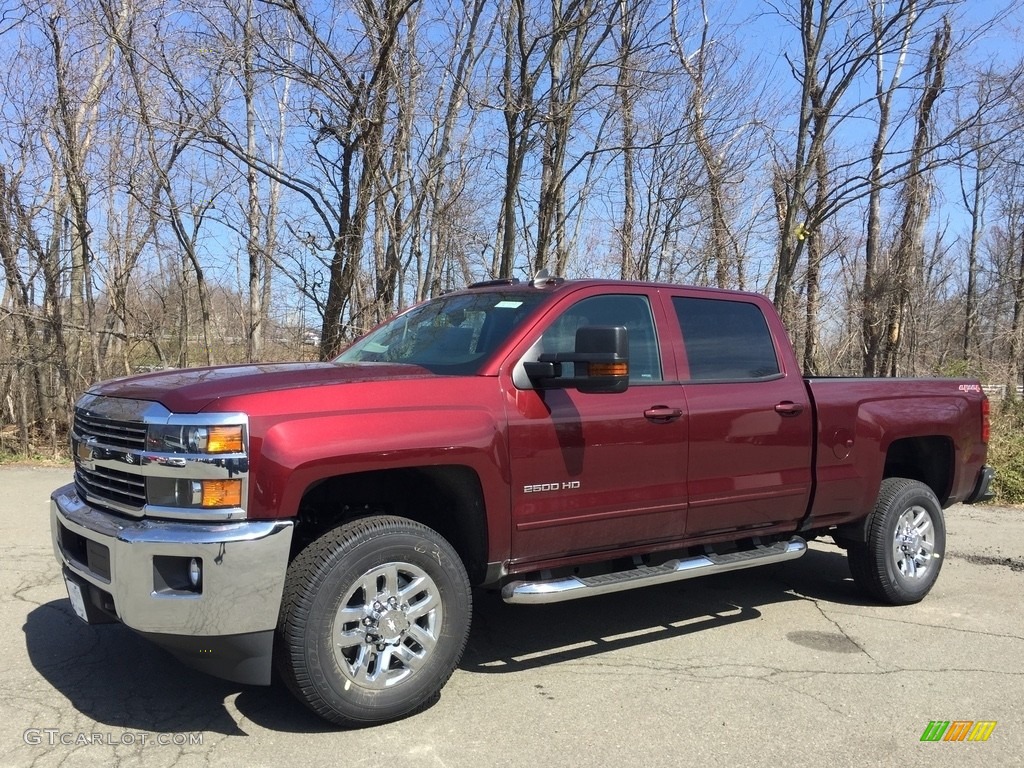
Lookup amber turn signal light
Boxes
[205,426,244,453]
[201,479,243,507]
[588,362,628,377]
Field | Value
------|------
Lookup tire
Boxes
[848,478,946,605]
[276,516,472,727]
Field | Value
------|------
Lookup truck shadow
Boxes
[23,602,337,735]
[461,544,868,672]
[24,546,867,734]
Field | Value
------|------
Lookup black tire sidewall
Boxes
[297,522,471,724]
[875,481,946,603]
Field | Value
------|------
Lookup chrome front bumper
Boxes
[51,483,293,637]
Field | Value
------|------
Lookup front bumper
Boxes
[51,483,293,684]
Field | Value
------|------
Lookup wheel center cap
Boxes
[377,610,410,643]
[901,531,921,553]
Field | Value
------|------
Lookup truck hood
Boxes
[87,362,433,413]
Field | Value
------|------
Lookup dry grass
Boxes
[988,400,1024,505]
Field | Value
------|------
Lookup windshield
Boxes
[335,291,546,374]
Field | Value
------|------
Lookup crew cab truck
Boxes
[51,276,994,727]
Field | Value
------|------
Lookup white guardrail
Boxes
[981,384,1024,400]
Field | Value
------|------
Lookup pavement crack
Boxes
[768,673,847,716]
[824,608,1024,642]
[809,600,880,663]
[784,580,882,663]
[947,551,1024,573]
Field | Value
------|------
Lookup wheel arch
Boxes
[882,435,953,505]
[835,435,952,545]
[293,465,490,584]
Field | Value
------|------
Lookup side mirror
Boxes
[524,325,629,394]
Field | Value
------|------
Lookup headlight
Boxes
[143,421,247,512]
[148,425,245,454]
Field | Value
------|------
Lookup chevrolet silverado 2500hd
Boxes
[51,277,993,726]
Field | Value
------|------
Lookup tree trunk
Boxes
[880,19,950,376]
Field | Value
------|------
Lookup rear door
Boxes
[665,292,813,537]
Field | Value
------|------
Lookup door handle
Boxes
[775,401,804,417]
[644,406,683,422]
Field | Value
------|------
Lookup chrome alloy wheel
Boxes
[332,562,443,690]
[891,505,935,580]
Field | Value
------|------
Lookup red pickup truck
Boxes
[51,277,993,726]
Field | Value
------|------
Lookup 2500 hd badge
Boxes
[523,481,582,493]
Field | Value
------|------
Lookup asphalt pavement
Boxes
[2,466,1022,767]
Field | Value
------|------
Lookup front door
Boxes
[504,291,688,567]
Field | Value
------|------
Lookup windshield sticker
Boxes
[495,300,523,309]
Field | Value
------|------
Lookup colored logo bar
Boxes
[920,721,997,742]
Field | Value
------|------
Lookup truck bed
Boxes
[805,377,988,530]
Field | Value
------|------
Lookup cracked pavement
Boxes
[2,466,1022,767]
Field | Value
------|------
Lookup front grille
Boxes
[74,407,148,511]
[75,464,147,510]
[74,410,147,450]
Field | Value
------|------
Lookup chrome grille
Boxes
[75,464,146,509]
[74,407,148,512]
[74,410,147,450]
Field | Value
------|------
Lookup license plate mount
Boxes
[64,575,89,623]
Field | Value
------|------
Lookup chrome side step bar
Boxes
[501,537,807,605]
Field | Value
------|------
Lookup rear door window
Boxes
[672,297,780,381]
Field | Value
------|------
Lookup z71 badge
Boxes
[523,481,581,493]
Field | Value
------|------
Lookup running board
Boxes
[501,537,807,605]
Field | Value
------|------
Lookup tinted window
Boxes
[539,294,662,382]
[673,297,780,381]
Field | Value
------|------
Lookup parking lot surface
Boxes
[1,466,1022,767]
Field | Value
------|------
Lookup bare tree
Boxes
[771,0,945,329]
[417,0,491,299]
[534,0,619,274]
[670,0,758,290]
[879,18,951,375]
[860,0,920,375]
[495,0,548,279]
[187,0,419,356]
[954,82,995,366]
